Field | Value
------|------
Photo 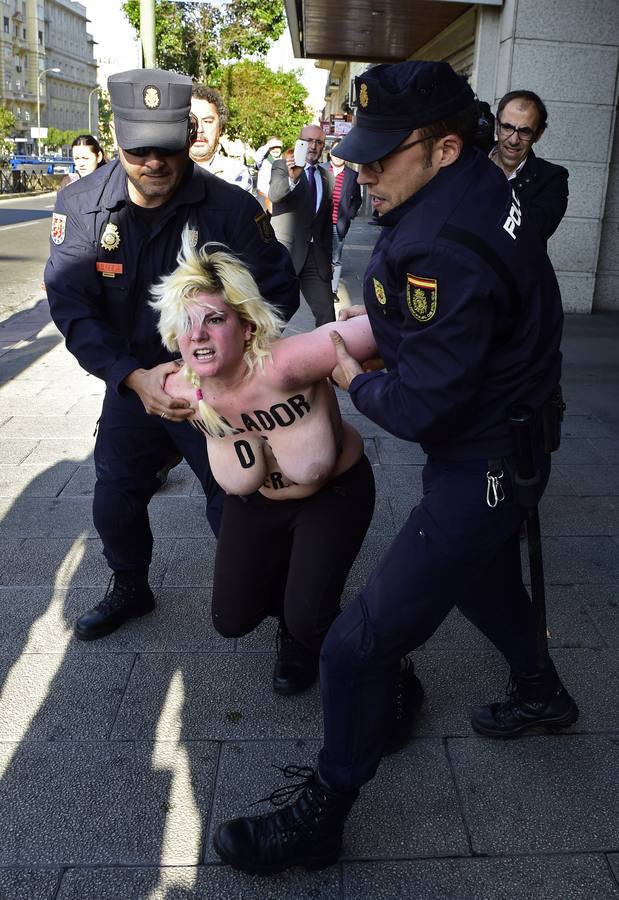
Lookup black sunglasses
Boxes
[123,146,180,158]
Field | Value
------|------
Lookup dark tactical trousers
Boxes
[93,389,223,574]
[318,453,550,792]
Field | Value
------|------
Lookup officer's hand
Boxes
[329,330,363,390]
[337,304,366,321]
[123,363,193,422]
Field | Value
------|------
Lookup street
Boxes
[0,192,56,322]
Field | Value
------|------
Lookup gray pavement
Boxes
[0,216,617,899]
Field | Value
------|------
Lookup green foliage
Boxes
[0,107,16,164]
[0,106,16,141]
[222,61,308,150]
[46,128,82,153]
[97,91,115,156]
[121,0,285,83]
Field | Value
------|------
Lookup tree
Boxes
[0,106,16,164]
[46,128,82,154]
[222,60,309,151]
[121,0,286,84]
[98,91,115,156]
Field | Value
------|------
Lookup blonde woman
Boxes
[151,228,377,694]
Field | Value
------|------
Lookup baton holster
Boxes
[542,384,566,455]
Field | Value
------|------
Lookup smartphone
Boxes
[293,139,308,167]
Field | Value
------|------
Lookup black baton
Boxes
[509,406,550,670]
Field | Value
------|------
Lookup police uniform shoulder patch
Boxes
[406,274,437,322]
[143,85,161,109]
[373,277,387,306]
[254,212,274,243]
[51,213,67,245]
[359,83,369,108]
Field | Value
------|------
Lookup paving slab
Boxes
[55,865,339,900]
[0,496,94,538]
[556,464,619,496]
[0,438,39,464]
[343,855,619,900]
[112,652,324,742]
[542,536,619,583]
[0,741,219,866]
[583,583,619,647]
[539,495,619,536]
[0,869,60,900]
[0,652,134,740]
[449,735,619,854]
[0,462,78,499]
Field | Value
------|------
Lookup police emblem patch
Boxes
[143,85,161,109]
[100,222,121,252]
[373,277,387,305]
[254,212,274,243]
[51,213,67,245]
[406,274,437,322]
[359,83,369,108]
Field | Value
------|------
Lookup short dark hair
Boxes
[416,100,480,164]
[71,133,106,166]
[191,83,228,131]
[496,90,547,135]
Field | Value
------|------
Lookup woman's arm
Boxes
[270,314,377,389]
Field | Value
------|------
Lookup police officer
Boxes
[212,60,578,876]
[44,69,298,641]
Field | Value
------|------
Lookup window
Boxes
[38,29,42,45]
[3,16,9,32]
[24,109,29,121]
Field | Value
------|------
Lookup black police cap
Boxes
[108,68,192,152]
[335,61,475,165]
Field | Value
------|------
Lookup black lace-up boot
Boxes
[273,622,319,695]
[213,766,358,875]
[471,661,579,738]
[75,572,155,641]
[384,656,425,755]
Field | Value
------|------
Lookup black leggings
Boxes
[212,455,376,653]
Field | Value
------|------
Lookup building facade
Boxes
[0,0,97,154]
[307,0,619,314]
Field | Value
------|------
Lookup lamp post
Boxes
[36,66,61,158]
[88,85,99,135]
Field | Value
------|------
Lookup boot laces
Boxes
[95,574,136,615]
[250,766,327,845]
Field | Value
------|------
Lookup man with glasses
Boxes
[269,124,335,326]
[492,90,568,243]
[213,60,577,877]
[189,83,252,192]
[45,68,298,641]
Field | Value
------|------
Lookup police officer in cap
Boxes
[212,60,578,875]
[45,69,298,641]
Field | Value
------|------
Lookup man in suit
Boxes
[329,137,362,298]
[269,124,335,326]
[491,90,568,243]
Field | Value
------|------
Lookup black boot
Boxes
[384,656,425,755]
[75,572,155,641]
[213,766,358,875]
[471,662,579,738]
[273,622,319,695]
[155,452,183,489]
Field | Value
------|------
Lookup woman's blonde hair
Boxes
[150,226,285,437]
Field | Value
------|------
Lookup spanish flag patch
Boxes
[406,274,437,322]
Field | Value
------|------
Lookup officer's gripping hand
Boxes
[337,305,385,374]
[123,363,193,422]
[330,331,363,391]
[337,304,366,321]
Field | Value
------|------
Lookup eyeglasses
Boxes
[363,135,434,174]
[497,120,536,142]
[306,138,325,147]
[124,147,179,158]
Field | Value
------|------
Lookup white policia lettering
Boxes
[503,189,522,241]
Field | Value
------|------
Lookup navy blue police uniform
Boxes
[210,61,578,879]
[317,145,564,790]
[45,159,298,575]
